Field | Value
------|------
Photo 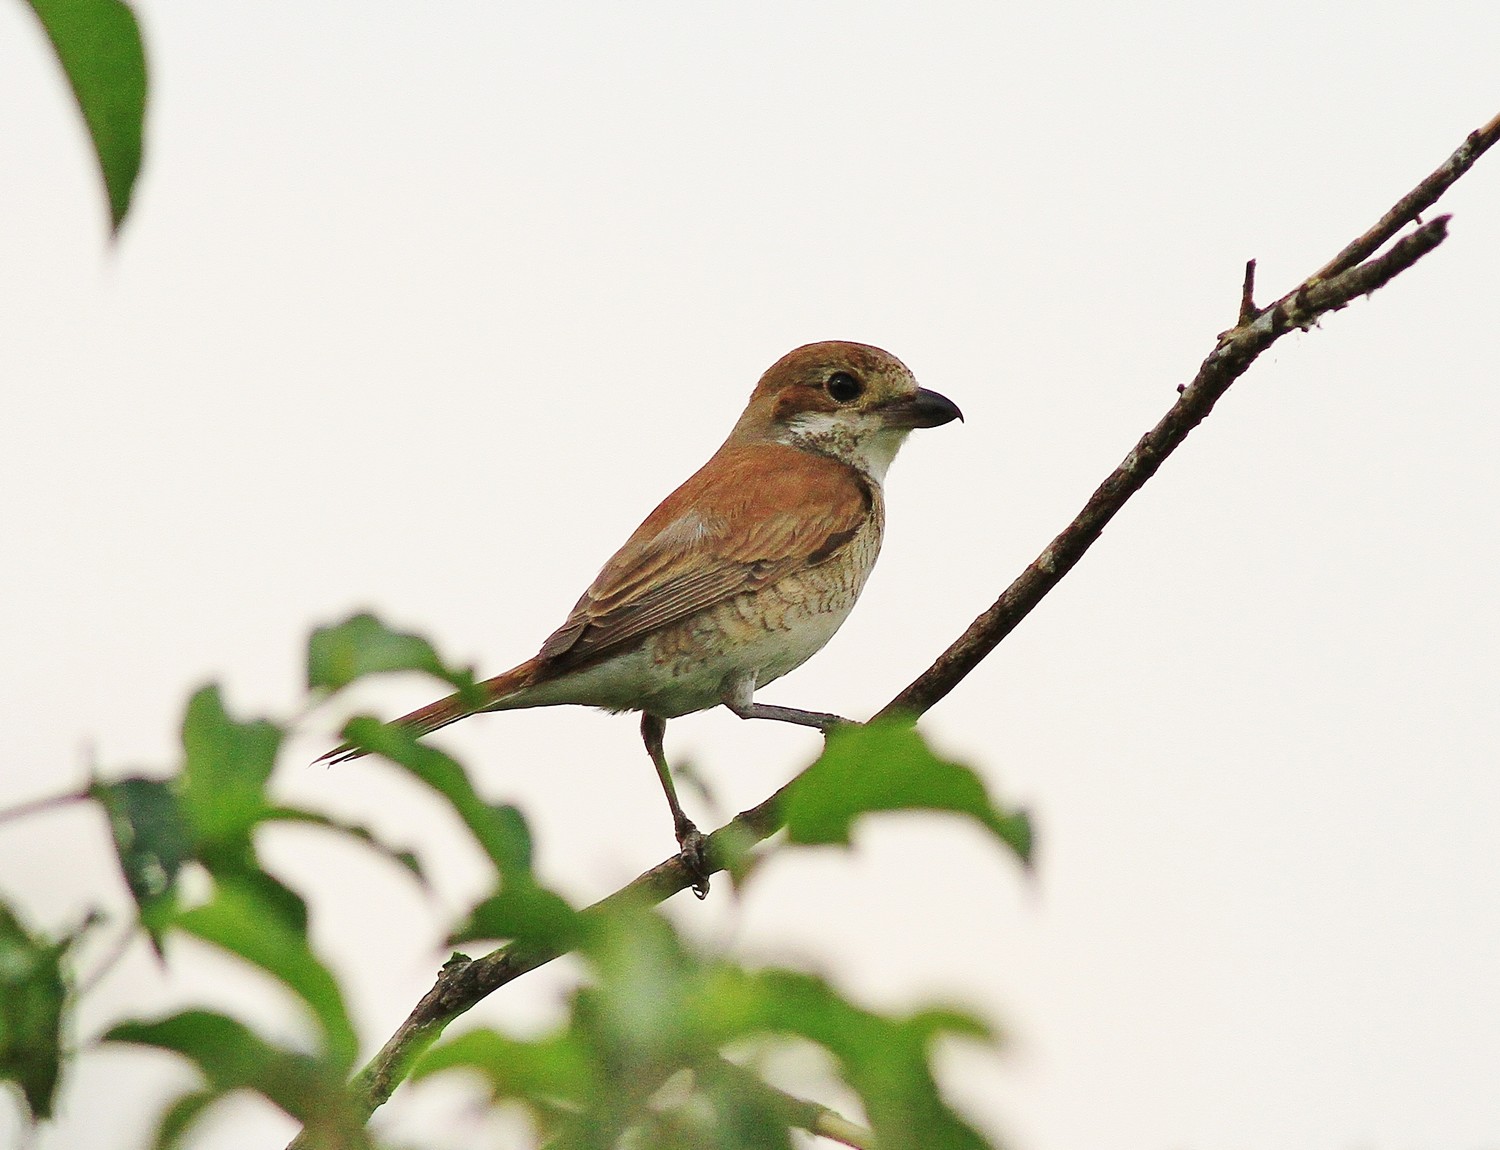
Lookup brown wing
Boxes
[537,443,874,672]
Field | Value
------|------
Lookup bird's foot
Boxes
[675,816,711,899]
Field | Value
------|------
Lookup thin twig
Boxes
[288,111,1498,1148]
[0,787,90,826]
[1236,259,1258,327]
[75,919,140,997]
[1312,109,1500,281]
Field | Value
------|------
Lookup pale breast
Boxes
[633,495,884,715]
[523,497,884,718]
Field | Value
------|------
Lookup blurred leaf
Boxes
[693,1059,810,1150]
[0,900,73,1119]
[267,806,426,887]
[422,907,704,1146]
[706,818,764,890]
[624,1058,813,1150]
[340,718,535,878]
[422,900,996,1150]
[308,612,475,694]
[783,720,1032,864]
[451,873,580,951]
[234,867,310,936]
[413,1027,593,1104]
[435,797,578,950]
[702,1085,798,1150]
[702,968,992,1150]
[177,875,356,1071]
[177,685,281,857]
[149,1088,219,1150]
[577,902,704,1065]
[633,1075,799,1150]
[93,776,193,952]
[25,0,146,232]
[107,1010,368,1148]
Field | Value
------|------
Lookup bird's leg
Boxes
[640,712,709,898]
[721,678,850,733]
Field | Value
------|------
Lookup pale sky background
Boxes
[3,4,1499,1149]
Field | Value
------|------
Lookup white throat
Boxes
[779,411,909,484]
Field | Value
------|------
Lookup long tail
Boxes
[316,657,543,765]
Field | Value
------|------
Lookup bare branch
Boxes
[875,112,1500,722]
[290,111,1498,1147]
[1312,109,1500,281]
[875,212,1454,720]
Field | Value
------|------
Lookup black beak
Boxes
[883,387,964,429]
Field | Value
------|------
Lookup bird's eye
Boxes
[825,371,863,403]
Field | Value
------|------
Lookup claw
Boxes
[676,820,710,899]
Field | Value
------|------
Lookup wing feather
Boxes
[538,443,873,671]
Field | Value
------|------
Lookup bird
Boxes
[322,341,961,894]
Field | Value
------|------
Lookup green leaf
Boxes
[414,1027,594,1103]
[634,1073,800,1150]
[339,718,535,878]
[25,0,146,233]
[233,868,310,937]
[177,685,282,856]
[449,878,580,951]
[266,806,426,887]
[693,1060,805,1150]
[308,612,475,694]
[176,876,356,1071]
[149,1088,220,1150]
[93,776,193,952]
[783,720,1032,864]
[107,1010,368,1147]
[0,900,72,1119]
[337,756,580,950]
[572,903,709,1073]
[706,818,764,890]
[422,903,998,1150]
[700,968,994,1150]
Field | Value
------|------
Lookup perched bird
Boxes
[324,341,961,892]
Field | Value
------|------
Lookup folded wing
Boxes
[539,442,874,672]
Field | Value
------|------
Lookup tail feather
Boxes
[316,657,543,765]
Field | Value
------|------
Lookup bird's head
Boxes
[728,341,963,482]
